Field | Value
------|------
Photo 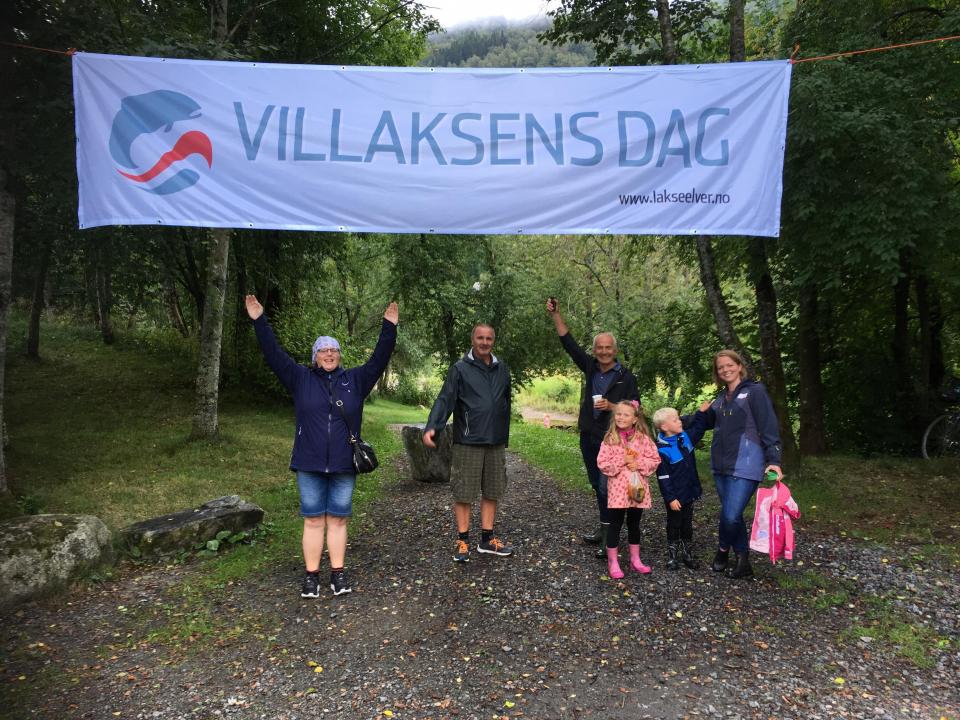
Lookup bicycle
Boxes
[921,378,960,459]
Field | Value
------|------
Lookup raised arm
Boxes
[247,294,302,392]
[546,297,569,336]
[681,409,714,445]
[549,300,593,374]
[357,302,399,396]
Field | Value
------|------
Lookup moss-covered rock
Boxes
[401,424,453,483]
[0,514,113,609]
[118,495,264,557]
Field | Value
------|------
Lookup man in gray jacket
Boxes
[423,324,513,563]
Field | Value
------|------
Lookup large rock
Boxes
[401,425,453,483]
[0,514,113,609]
[119,495,264,557]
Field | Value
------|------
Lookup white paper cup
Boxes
[592,394,603,406]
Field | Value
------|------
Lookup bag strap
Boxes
[329,383,359,444]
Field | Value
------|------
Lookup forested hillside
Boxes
[421,20,594,68]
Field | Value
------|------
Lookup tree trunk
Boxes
[191,0,231,441]
[748,239,797,462]
[211,0,228,41]
[84,259,100,328]
[191,229,231,440]
[654,0,678,64]
[928,280,946,392]
[442,306,458,366]
[0,168,14,495]
[729,0,746,63]
[163,270,189,336]
[95,238,115,345]
[915,271,933,418]
[797,285,827,455]
[892,248,913,433]
[27,237,53,359]
[694,236,754,373]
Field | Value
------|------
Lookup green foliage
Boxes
[779,0,960,450]
[540,0,720,65]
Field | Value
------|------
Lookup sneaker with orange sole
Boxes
[453,539,470,563]
[477,537,513,557]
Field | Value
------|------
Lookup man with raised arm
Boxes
[547,298,639,557]
[423,324,513,563]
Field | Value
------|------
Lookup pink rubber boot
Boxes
[606,547,624,579]
[629,544,652,574]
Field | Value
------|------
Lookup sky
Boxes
[423,0,557,29]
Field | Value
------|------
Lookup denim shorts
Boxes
[296,470,356,517]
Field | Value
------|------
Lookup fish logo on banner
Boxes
[108,90,213,195]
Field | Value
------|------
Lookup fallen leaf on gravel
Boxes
[383,711,393,717]
[306,660,318,667]
[314,666,323,673]
[504,701,515,708]
[834,677,845,685]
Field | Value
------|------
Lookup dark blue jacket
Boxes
[656,410,709,505]
[558,333,639,442]
[425,351,511,446]
[254,315,397,474]
[704,379,782,481]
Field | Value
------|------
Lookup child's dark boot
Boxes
[679,540,699,569]
[666,544,680,571]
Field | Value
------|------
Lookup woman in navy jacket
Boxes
[246,295,397,598]
[703,349,782,579]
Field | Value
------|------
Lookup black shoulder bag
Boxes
[332,387,379,474]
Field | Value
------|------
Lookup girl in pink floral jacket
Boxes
[597,400,661,578]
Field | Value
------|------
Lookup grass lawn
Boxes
[3,317,424,538]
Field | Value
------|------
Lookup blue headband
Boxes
[312,335,341,364]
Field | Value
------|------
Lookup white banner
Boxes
[73,53,792,236]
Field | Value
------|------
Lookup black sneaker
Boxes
[453,539,470,563]
[301,572,321,598]
[330,569,352,596]
[477,537,513,557]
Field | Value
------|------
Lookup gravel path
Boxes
[2,451,958,720]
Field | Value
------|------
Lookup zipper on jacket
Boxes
[464,410,470,438]
[326,376,333,473]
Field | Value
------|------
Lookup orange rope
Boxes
[0,41,75,56]
[791,34,960,64]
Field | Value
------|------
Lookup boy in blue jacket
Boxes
[652,405,711,570]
